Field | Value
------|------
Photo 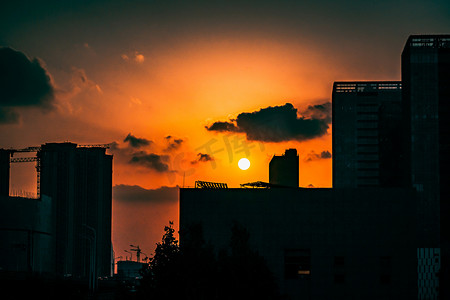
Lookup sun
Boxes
[238,158,250,170]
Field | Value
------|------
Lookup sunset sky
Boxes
[1,0,450,261]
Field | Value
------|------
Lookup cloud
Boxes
[0,47,55,123]
[124,133,152,148]
[206,102,331,142]
[113,184,178,203]
[0,108,20,124]
[134,52,145,63]
[191,153,214,164]
[304,150,332,162]
[205,121,239,132]
[121,51,145,63]
[56,67,103,114]
[164,135,184,152]
[302,102,332,123]
[129,151,170,172]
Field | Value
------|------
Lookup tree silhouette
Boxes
[217,221,280,300]
[140,221,280,299]
[139,221,181,298]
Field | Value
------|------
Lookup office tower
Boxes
[269,148,299,187]
[39,142,113,278]
[332,81,403,188]
[401,35,450,298]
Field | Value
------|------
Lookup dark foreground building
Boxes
[180,187,417,300]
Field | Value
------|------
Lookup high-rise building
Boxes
[269,149,299,187]
[332,81,403,188]
[401,35,450,297]
[39,142,113,278]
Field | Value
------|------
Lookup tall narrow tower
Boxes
[402,34,450,298]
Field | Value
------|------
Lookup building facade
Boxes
[332,81,403,188]
[401,34,450,297]
[0,194,54,275]
[180,187,417,300]
[39,142,113,278]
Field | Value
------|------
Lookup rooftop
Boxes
[333,81,402,93]
[405,34,450,49]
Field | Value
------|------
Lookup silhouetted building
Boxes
[0,194,54,275]
[269,149,299,188]
[116,261,145,279]
[332,82,403,188]
[401,34,450,298]
[0,149,10,197]
[39,142,113,279]
[180,187,417,300]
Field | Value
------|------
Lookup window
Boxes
[284,249,311,279]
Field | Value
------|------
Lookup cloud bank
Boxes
[113,184,178,203]
[205,102,331,142]
[129,151,170,172]
[0,47,55,123]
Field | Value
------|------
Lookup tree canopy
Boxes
[139,221,280,299]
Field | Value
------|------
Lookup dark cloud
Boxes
[164,135,184,152]
[302,102,332,123]
[124,133,152,148]
[0,47,55,124]
[191,153,214,164]
[113,184,178,203]
[129,151,170,172]
[205,121,240,132]
[206,102,331,142]
[304,150,332,162]
[0,108,20,124]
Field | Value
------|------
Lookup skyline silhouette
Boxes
[1,1,450,293]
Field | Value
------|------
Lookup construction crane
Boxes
[129,245,142,262]
[8,147,41,197]
[77,143,113,149]
[4,142,112,198]
[9,146,41,154]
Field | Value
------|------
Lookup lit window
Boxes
[284,249,311,279]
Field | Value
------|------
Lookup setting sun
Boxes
[238,158,251,170]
